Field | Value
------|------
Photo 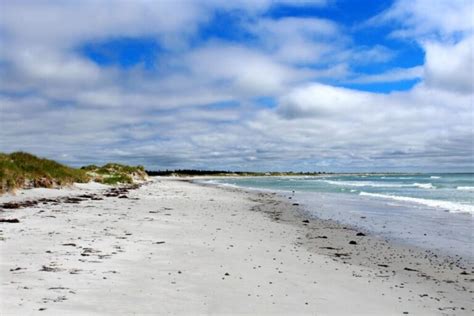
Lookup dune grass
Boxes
[0,152,89,193]
[81,163,147,185]
[0,152,148,193]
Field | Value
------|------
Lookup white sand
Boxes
[0,178,468,315]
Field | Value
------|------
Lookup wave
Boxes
[321,180,435,189]
[413,183,435,189]
[199,180,240,189]
[430,176,441,179]
[321,180,403,187]
[457,186,474,191]
[359,192,473,214]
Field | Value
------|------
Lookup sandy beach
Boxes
[0,178,472,315]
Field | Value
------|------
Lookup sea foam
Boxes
[321,180,405,187]
[359,192,473,214]
[413,183,436,189]
[457,186,474,191]
[322,180,435,189]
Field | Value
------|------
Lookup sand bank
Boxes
[0,178,471,315]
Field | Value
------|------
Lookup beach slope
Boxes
[0,178,470,315]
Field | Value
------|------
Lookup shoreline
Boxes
[1,177,472,314]
[197,176,473,259]
[196,179,473,306]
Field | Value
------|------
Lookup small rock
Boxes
[40,265,60,272]
[0,218,20,223]
[9,267,23,272]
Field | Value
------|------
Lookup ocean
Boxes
[203,174,473,259]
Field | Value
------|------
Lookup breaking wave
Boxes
[359,192,473,214]
[457,186,474,191]
[321,180,435,189]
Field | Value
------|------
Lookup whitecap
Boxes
[320,180,434,189]
[320,180,405,187]
[413,183,435,189]
[457,186,474,191]
[359,192,473,214]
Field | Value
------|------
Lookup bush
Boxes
[100,174,133,185]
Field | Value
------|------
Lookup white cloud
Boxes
[246,16,396,70]
[365,0,473,93]
[267,82,472,170]
[0,0,329,51]
[348,66,423,84]
[423,36,474,93]
[184,43,313,95]
[0,1,209,48]
[254,17,339,38]
[247,17,344,64]
[277,83,373,118]
[370,0,474,40]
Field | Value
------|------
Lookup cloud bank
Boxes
[0,0,472,171]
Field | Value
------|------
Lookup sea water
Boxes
[204,174,473,259]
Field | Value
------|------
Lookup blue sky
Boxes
[0,0,472,172]
[80,0,424,92]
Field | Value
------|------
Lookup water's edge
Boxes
[197,176,473,260]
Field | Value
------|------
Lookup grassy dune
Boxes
[0,152,147,193]
[0,152,89,193]
[81,163,147,185]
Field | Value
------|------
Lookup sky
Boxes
[0,0,473,172]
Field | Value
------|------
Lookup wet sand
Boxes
[0,178,472,315]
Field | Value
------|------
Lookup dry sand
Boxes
[0,178,472,315]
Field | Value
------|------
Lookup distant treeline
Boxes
[146,169,328,176]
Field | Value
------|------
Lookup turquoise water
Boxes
[204,174,473,258]
[208,174,474,214]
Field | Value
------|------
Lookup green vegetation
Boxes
[0,152,89,193]
[81,163,147,185]
[0,152,149,193]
